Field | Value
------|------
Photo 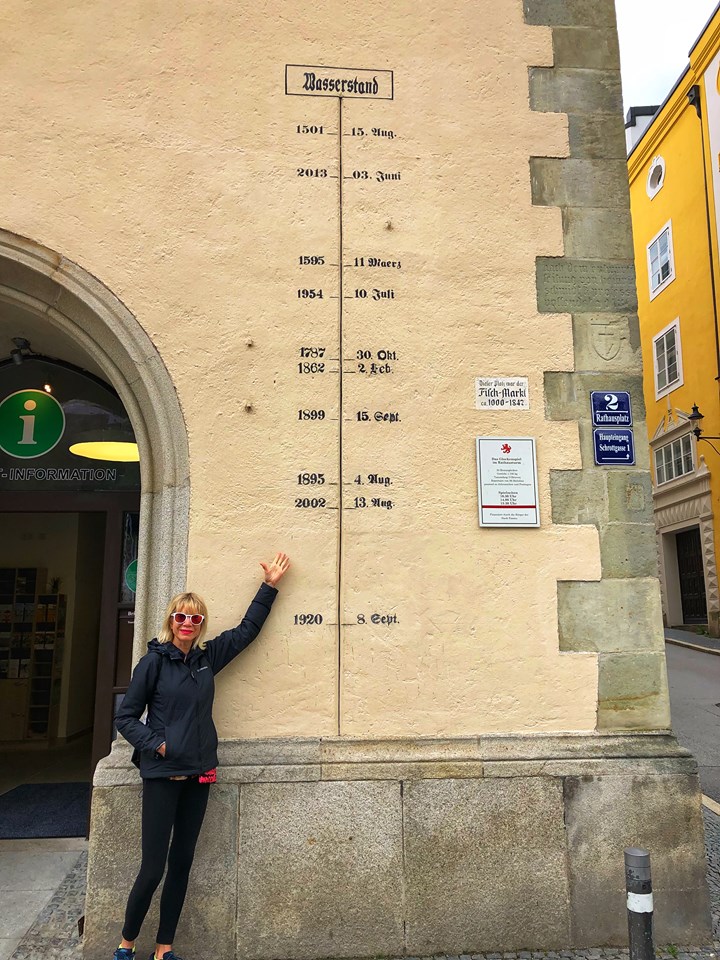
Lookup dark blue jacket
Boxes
[115,583,277,778]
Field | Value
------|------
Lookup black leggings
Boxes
[122,777,210,945]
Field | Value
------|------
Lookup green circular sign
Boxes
[0,389,66,459]
[124,559,138,594]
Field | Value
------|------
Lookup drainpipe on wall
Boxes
[688,83,720,388]
[689,84,720,637]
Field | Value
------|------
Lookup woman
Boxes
[113,551,290,960]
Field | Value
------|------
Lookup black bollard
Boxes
[625,847,655,960]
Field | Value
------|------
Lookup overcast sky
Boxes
[616,0,719,112]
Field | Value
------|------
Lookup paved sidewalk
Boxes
[0,839,86,960]
[6,808,720,960]
[665,627,720,656]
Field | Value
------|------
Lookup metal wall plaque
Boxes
[593,428,636,466]
[590,390,633,427]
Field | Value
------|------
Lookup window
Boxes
[646,156,666,199]
[654,434,693,485]
[652,318,682,398]
[647,221,675,299]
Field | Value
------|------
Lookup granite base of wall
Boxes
[83,735,711,960]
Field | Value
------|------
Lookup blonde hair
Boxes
[157,592,209,650]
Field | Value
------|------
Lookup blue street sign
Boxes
[593,428,635,466]
[590,391,633,427]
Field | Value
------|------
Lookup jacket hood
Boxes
[147,637,201,662]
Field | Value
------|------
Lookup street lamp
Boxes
[688,403,720,442]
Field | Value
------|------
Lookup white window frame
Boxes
[647,220,675,299]
[646,155,666,199]
[652,317,683,400]
[654,433,694,486]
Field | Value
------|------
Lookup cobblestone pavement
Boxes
[12,809,720,960]
[703,807,720,942]
[10,847,86,959]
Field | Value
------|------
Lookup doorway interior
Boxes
[676,526,708,625]
[0,319,141,837]
[0,236,189,837]
[0,500,139,800]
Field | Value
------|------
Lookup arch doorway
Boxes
[0,232,188,833]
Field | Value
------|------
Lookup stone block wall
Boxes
[527,0,670,731]
[84,736,711,959]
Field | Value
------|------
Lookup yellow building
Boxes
[629,3,720,635]
[0,1,712,956]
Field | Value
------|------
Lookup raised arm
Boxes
[204,552,290,674]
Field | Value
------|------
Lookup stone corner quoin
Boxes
[523,0,668,731]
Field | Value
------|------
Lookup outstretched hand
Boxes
[260,552,291,587]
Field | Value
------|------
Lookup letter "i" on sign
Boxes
[18,399,38,445]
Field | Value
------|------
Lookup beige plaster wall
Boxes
[0,0,599,737]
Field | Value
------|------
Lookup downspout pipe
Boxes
[688,83,720,385]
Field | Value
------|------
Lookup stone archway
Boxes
[0,228,189,654]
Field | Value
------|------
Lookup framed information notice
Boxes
[475,437,540,528]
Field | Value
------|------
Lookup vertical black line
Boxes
[337,95,343,736]
[692,88,720,388]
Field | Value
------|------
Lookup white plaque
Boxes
[476,437,540,528]
[475,376,529,410]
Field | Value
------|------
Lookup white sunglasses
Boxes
[171,612,205,625]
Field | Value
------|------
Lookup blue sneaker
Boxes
[113,949,135,960]
[150,952,184,960]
